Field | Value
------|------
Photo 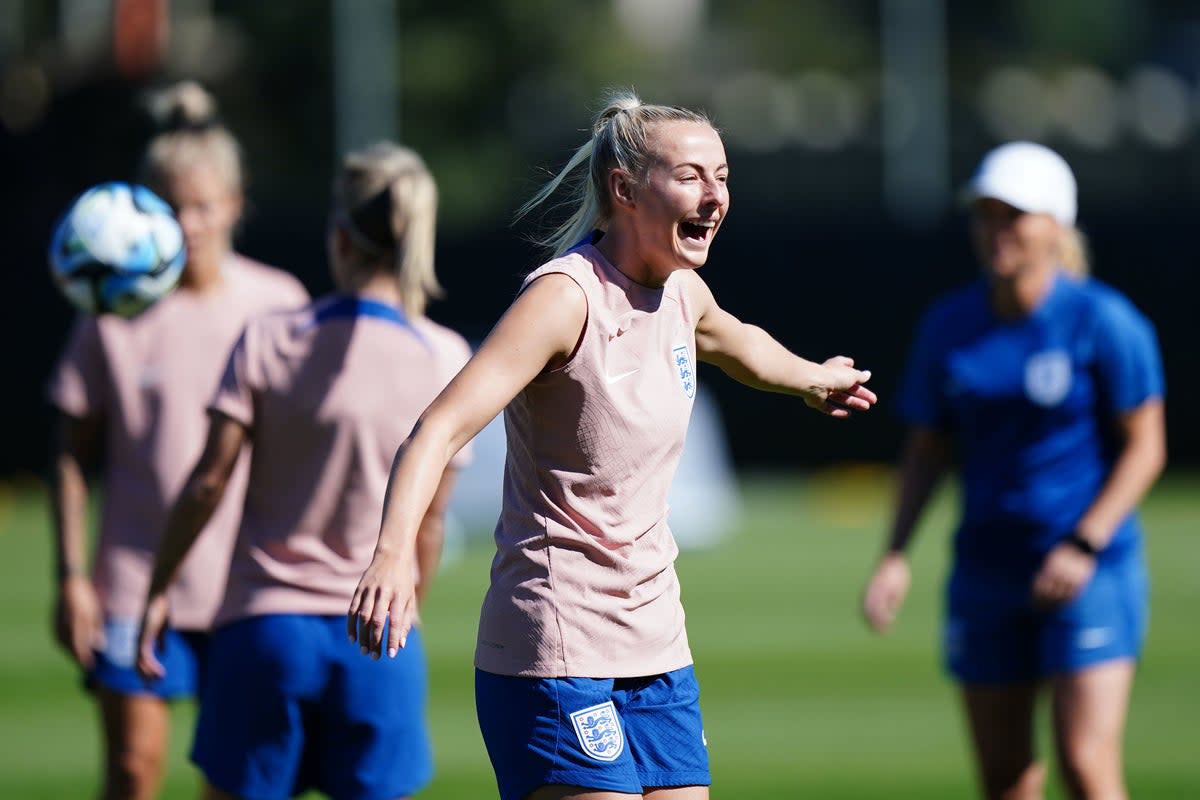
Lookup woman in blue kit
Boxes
[862,142,1166,800]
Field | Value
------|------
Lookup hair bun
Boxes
[146,80,219,132]
[594,89,643,133]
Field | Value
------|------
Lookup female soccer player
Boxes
[46,81,308,800]
[862,142,1166,800]
[349,90,876,800]
[135,141,469,800]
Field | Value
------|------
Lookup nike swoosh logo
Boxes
[605,369,639,384]
[1077,628,1114,650]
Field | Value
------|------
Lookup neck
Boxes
[989,263,1056,320]
[343,269,405,308]
[593,227,665,288]
[178,254,225,292]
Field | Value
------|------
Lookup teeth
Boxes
[688,220,716,228]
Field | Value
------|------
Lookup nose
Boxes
[176,208,201,238]
[701,176,727,209]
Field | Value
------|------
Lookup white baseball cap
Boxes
[961,141,1077,226]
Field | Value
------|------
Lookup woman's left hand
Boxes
[1031,543,1096,606]
[347,550,417,660]
[808,356,877,417]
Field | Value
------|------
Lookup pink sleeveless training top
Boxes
[46,256,309,630]
[475,243,699,678]
[209,295,472,627]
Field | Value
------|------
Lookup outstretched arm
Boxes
[136,412,247,678]
[348,273,587,658]
[682,271,876,416]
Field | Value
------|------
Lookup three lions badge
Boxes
[673,345,695,399]
[1024,350,1072,407]
[569,701,625,761]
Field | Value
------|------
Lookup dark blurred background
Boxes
[2,0,1197,476]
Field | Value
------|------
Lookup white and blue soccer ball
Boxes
[48,182,186,318]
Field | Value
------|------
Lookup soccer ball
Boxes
[48,182,186,318]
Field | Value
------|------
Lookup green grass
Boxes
[1,469,1196,799]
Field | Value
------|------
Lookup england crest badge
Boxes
[569,701,625,761]
[673,344,696,399]
[1024,349,1072,407]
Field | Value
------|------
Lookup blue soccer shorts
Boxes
[192,614,432,800]
[89,617,207,700]
[944,553,1149,684]
[476,664,711,800]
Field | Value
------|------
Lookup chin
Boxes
[676,248,711,270]
[985,260,1020,280]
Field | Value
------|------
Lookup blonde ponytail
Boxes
[1057,226,1090,278]
[517,88,712,258]
[334,142,442,317]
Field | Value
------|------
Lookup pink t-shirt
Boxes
[476,244,699,678]
[209,294,472,627]
[46,256,309,630]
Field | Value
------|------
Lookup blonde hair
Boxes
[333,141,441,317]
[1057,226,1090,277]
[516,88,713,257]
[139,81,243,196]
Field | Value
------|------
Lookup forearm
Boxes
[707,324,826,397]
[376,417,459,560]
[413,517,444,606]
[50,451,91,581]
[884,431,951,555]
[146,470,228,597]
[1076,428,1166,548]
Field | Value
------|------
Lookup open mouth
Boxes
[679,219,716,243]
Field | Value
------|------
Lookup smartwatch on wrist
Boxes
[1064,531,1100,557]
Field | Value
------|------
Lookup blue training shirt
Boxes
[898,272,1164,568]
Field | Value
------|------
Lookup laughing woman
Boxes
[350,90,877,800]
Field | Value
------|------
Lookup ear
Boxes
[225,189,245,223]
[608,168,637,212]
[331,223,354,261]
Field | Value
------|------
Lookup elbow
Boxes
[1128,430,1168,484]
[1150,437,1168,479]
[1145,418,1168,477]
[188,470,229,510]
[407,413,467,466]
[417,517,446,544]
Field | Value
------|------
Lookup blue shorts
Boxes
[89,617,208,699]
[476,665,710,800]
[945,553,1149,684]
[192,615,432,800]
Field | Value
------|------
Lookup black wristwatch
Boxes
[1064,531,1100,557]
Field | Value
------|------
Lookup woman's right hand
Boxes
[347,550,417,660]
[54,575,104,669]
[862,553,911,634]
[136,593,170,680]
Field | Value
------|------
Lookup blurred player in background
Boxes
[862,142,1166,800]
[46,81,308,800]
[137,141,469,800]
[350,89,875,800]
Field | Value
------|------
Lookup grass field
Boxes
[0,468,1196,799]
